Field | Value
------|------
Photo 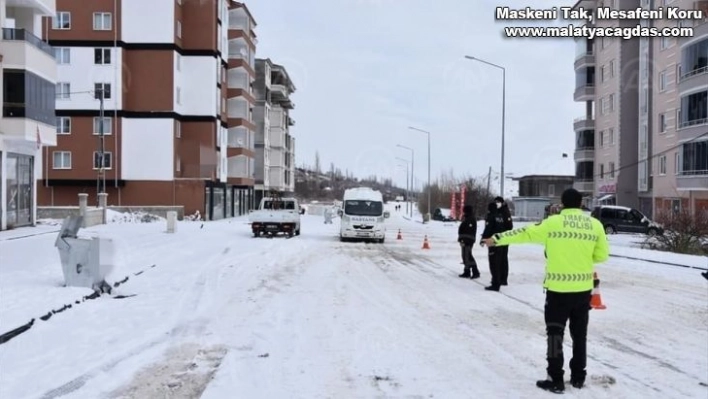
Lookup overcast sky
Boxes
[248,0,580,193]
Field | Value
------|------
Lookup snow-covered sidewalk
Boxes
[0,208,706,398]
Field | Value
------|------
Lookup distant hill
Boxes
[294,167,410,202]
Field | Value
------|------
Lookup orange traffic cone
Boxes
[397,229,402,240]
[590,272,606,310]
[422,235,430,250]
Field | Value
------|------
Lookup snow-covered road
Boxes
[0,207,706,399]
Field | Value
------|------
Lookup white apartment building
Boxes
[0,0,57,230]
[253,58,296,203]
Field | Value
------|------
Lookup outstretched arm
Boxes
[490,220,549,246]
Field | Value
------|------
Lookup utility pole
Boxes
[486,166,492,197]
[96,87,106,201]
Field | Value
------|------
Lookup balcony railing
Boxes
[679,169,708,176]
[679,66,707,82]
[2,28,54,58]
[678,118,708,129]
[574,116,594,123]
[574,51,594,61]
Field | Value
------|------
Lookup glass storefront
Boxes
[4,153,34,228]
[212,187,225,220]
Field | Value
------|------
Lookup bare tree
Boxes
[643,209,708,255]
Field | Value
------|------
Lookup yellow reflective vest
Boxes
[493,208,610,292]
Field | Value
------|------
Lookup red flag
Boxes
[36,126,42,150]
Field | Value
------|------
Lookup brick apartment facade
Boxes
[39,0,258,219]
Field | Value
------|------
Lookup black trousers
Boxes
[544,290,592,382]
[487,248,502,287]
[460,244,479,275]
[497,246,509,284]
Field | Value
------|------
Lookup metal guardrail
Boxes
[678,118,708,129]
[1,28,54,59]
[678,169,708,176]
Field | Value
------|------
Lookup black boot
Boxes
[470,273,480,279]
[484,285,499,291]
[570,377,584,389]
[536,378,564,393]
[459,272,471,278]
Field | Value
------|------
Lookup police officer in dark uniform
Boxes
[457,205,480,279]
[494,196,513,285]
[480,201,506,291]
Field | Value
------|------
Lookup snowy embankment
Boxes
[0,207,706,398]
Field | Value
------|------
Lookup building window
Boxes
[94,83,111,100]
[659,113,667,133]
[609,128,614,145]
[601,65,606,82]
[599,130,605,147]
[55,48,70,64]
[93,117,112,134]
[176,21,182,38]
[548,184,555,196]
[93,152,113,169]
[56,117,71,134]
[682,140,708,174]
[176,87,181,104]
[52,151,71,169]
[52,12,71,30]
[175,121,181,138]
[56,82,71,99]
[94,48,111,65]
[681,39,708,78]
[609,162,615,178]
[659,155,667,175]
[93,12,112,30]
[676,109,681,129]
[176,157,181,172]
[600,163,605,179]
[675,151,681,174]
[659,70,667,91]
[661,36,671,50]
[609,93,615,111]
[676,64,682,82]
[176,54,181,71]
[609,59,615,77]
[601,97,610,115]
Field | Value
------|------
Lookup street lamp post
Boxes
[464,55,506,198]
[396,144,414,218]
[408,126,431,222]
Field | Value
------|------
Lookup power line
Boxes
[583,131,708,180]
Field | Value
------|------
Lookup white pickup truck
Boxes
[249,197,301,237]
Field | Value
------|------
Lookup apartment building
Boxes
[253,58,296,204]
[648,0,708,215]
[39,0,257,220]
[0,0,57,230]
[572,0,641,209]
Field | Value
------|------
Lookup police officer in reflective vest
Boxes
[482,188,609,394]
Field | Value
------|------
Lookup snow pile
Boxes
[106,210,164,224]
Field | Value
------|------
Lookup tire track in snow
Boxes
[36,238,266,399]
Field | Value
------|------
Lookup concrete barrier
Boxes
[166,211,177,233]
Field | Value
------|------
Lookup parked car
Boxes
[590,205,663,235]
[249,197,301,237]
[432,208,455,222]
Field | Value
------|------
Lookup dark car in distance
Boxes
[590,205,663,235]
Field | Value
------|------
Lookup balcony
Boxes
[574,147,595,161]
[678,66,707,95]
[0,29,56,80]
[676,171,708,190]
[227,126,253,149]
[574,84,595,102]
[269,129,285,148]
[6,0,55,15]
[573,116,594,131]
[227,68,251,91]
[574,51,595,70]
[573,179,594,193]
[679,18,708,44]
[678,118,708,142]
[268,148,285,168]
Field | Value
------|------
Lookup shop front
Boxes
[204,182,254,220]
[1,151,35,230]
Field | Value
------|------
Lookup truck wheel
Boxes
[296,228,301,236]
